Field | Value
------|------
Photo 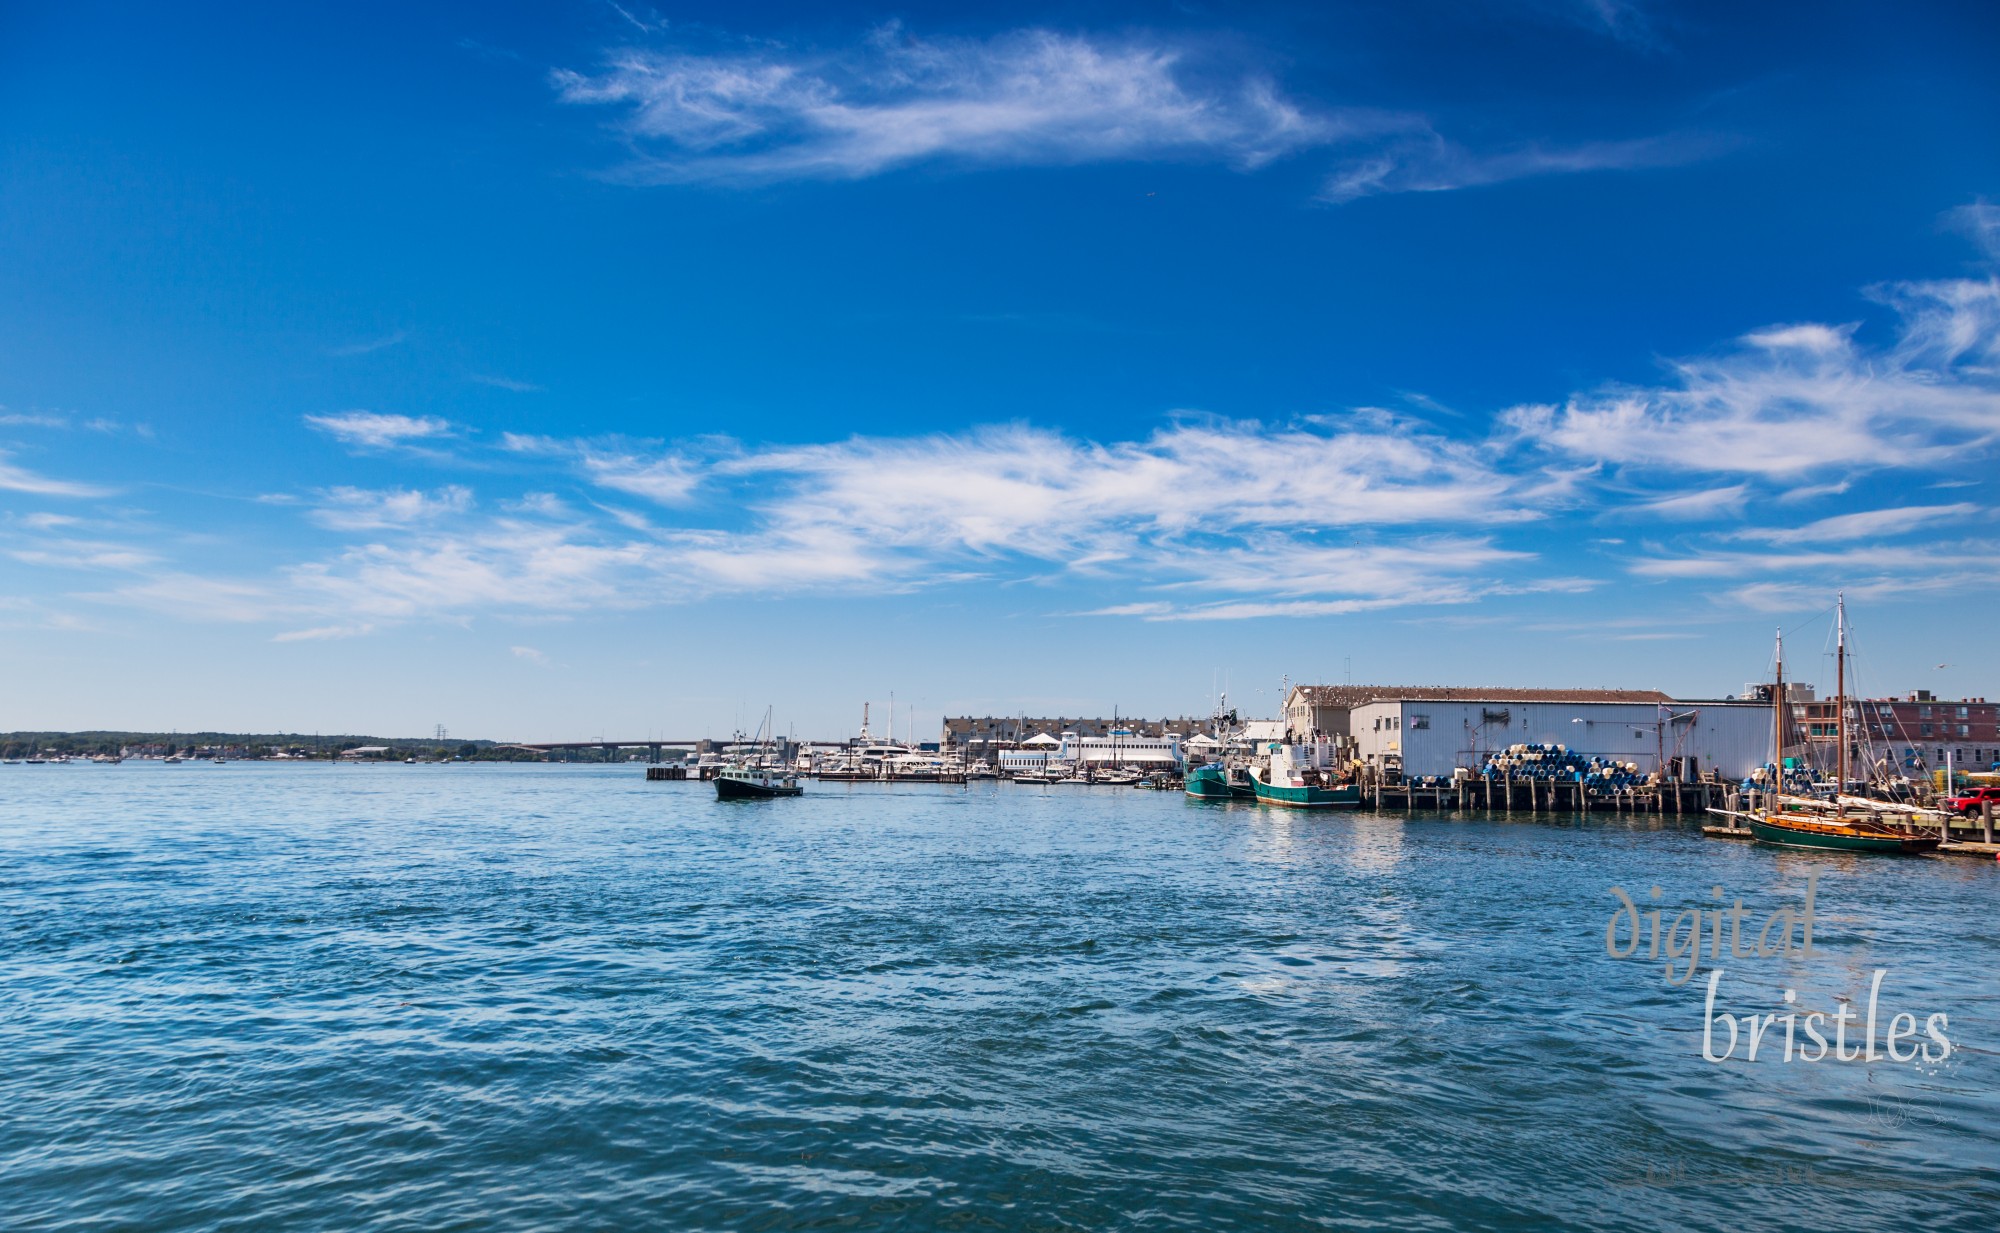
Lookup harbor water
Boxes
[2,764,1994,1231]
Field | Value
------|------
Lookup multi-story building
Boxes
[1799,690,2000,772]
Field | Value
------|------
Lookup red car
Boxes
[1944,785,2000,815]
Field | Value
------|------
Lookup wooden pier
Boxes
[1365,777,1724,815]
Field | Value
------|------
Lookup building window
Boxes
[1410,715,1430,730]
[1920,706,1934,719]
[1921,724,1933,736]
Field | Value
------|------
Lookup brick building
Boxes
[1799,690,2000,771]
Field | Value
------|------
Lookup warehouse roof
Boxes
[1288,684,1676,707]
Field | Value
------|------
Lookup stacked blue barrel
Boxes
[1478,743,1647,797]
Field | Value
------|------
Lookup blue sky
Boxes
[3,1,1998,740]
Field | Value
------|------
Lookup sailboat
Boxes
[1728,596,1940,854]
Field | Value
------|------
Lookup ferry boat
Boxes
[1248,740,1362,809]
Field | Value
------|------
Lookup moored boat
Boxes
[1743,811,1939,853]
[1248,740,1360,808]
[1185,764,1256,801]
[1248,740,1361,809]
[1249,771,1363,808]
[1184,765,1231,799]
[1736,598,1941,855]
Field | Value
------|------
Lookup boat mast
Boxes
[1772,626,1785,798]
[1835,592,1847,815]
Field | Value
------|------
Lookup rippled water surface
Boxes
[2,763,1994,1231]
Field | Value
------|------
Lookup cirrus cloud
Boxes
[555,26,1363,184]
[1504,276,2000,478]
[305,411,453,450]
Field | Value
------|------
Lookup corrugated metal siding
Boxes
[1352,700,1772,779]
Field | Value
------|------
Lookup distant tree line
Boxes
[0,733,664,763]
[0,731,516,761]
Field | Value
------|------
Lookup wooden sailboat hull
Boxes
[1746,815,1939,854]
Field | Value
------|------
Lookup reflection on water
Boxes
[1340,815,1408,876]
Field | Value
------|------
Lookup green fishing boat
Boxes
[1248,741,1362,809]
[1185,764,1256,801]
[1249,770,1362,808]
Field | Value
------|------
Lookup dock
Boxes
[1363,777,1724,814]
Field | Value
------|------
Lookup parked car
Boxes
[1943,785,2000,815]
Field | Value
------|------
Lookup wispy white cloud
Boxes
[1729,503,1981,545]
[305,411,453,450]
[1320,131,1712,203]
[1946,197,2000,262]
[580,452,700,505]
[0,450,114,498]
[96,573,284,624]
[505,492,572,517]
[272,623,373,643]
[308,486,474,531]
[504,434,703,505]
[1628,485,1749,520]
[720,417,1534,561]
[286,525,666,621]
[1504,276,2000,477]
[1108,535,1544,620]
[556,25,1390,184]
[510,644,549,664]
[0,411,69,428]
[469,374,545,392]
[327,331,409,357]
[556,20,1714,203]
[1571,0,1659,41]
[8,541,157,570]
